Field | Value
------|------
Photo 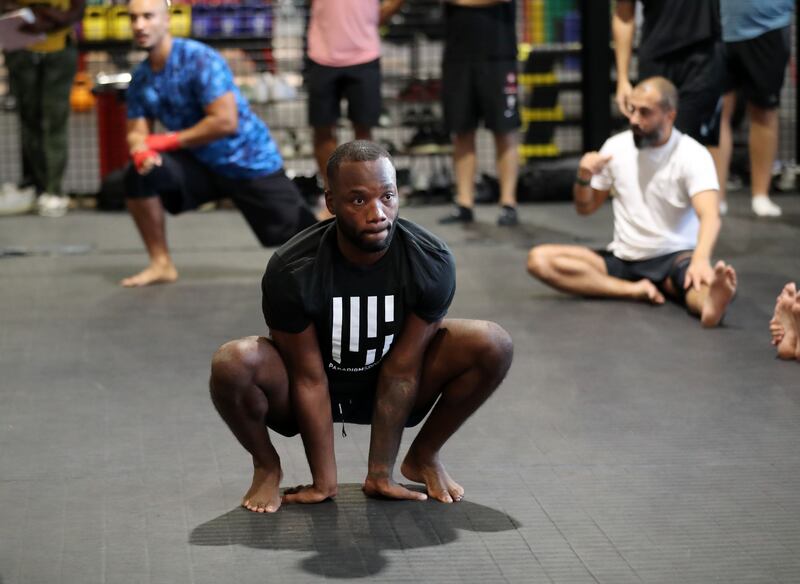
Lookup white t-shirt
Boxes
[590,128,719,261]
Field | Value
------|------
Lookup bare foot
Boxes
[700,261,737,328]
[769,283,795,347]
[771,283,798,359]
[401,452,464,504]
[631,279,665,305]
[792,295,800,361]
[362,475,427,501]
[242,466,283,513]
[120,261,178,287]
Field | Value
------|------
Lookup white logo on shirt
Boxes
[330,295,396,371]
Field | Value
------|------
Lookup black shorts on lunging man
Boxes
[125,150,316,247]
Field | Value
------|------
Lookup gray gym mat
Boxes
[1,193,799,583]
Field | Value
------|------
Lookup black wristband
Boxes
[575,175,591,187]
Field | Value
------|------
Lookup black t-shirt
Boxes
[262,218,456,388]
[443,0,517,63]
[634,0,720,62]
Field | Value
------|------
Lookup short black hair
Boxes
[326,140,393,188]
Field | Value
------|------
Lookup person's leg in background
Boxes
[120,152,216,287]
[494,130,518,226]
[307,59,342,220]
[122,164,179,288]
[307,60,341,190]
[747,102,781,216]
[312,125,337,187]
[486,60,521,226]
[451,130,477,215]
[712,91,737,214]
[37,44,79,217]
[440,60,477,224]
[725,27,790,218]
[1,51,42,215]
[346,59,380,144]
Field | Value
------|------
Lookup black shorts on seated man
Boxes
[209,140,513,513]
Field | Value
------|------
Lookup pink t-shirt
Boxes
[307,0,381,67]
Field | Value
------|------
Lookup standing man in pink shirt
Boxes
[306,0,404,189]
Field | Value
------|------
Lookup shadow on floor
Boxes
[189,484,520,579]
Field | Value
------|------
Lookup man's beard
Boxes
[339,218,397,253]
[631,125,664,149]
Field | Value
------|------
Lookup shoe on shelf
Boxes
[406,125,439,154]
[438,204,474,224]
[398,79,429,102]
[36,193,70,217]
[751,194,782,218]
[378,108,392,128]
[0,183,35,216]
[497,205,519,226]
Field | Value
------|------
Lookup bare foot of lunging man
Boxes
[401,450,464,503]
[242,466,283,513]
[120,261,178,287]
[700,261,737,327]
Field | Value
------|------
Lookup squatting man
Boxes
[210,141,514,512]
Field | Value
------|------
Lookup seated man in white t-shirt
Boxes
[527,77,737,328]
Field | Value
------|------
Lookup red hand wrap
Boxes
[145,132,181,152]
[133,149,159,172]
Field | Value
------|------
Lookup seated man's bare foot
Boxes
[120,262,178,287]
[631,279,665,305]
[242,466,283,513]
[770,283,797,360]
[700,261,737,328]
[401,451,464,504]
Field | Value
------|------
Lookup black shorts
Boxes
[723,26,790,109]
[442,60,522,134]
[306,58,381,127]
[330,384,431,428]
[599,249,693,302]
[124,151,316,247]
[638,40,724,146]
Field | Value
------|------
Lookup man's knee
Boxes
[209,336,263,401]
[473,321,514,378]
[527,245,552,279]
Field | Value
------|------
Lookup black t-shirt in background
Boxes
[262,218,456,389]
[443,0,517,62]
[634,0,720,62]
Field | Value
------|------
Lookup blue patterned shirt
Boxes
[126,38,282,179]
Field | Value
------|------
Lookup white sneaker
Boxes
[751,195,782,218]
[36,193,70,217]
[719,200,728,216]
[0,184,35,215]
